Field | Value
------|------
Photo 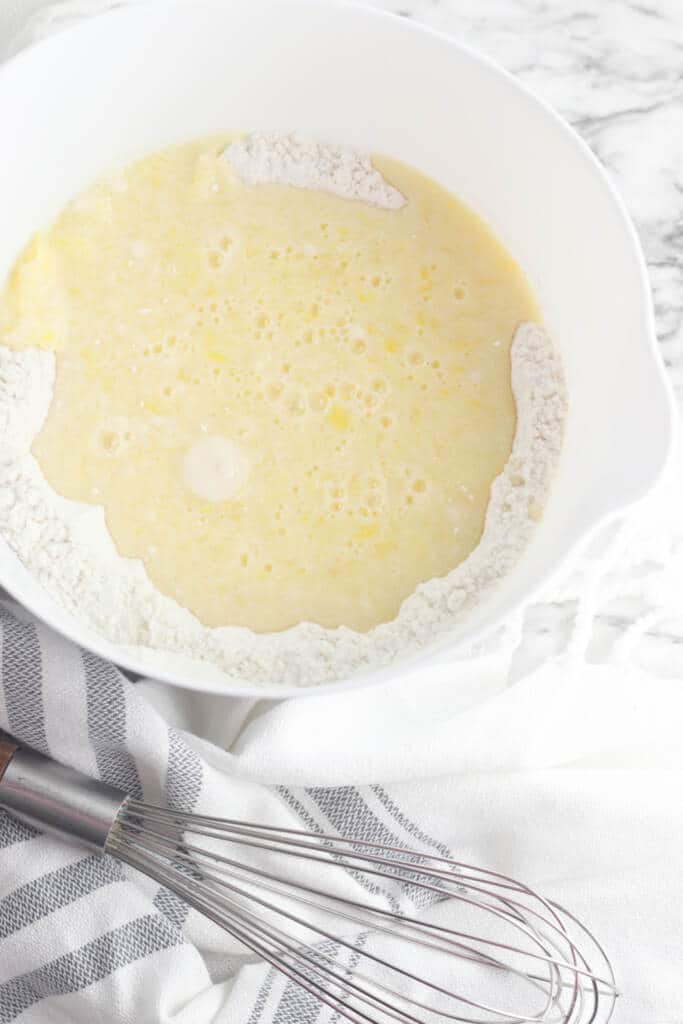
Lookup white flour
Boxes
[224,133,406,209]
[0,137,567,688]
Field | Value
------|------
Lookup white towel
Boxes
[1,600,683,1023]
[0,3,682,1023]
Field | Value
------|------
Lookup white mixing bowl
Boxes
[0,0,674,696]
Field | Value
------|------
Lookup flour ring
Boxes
[0,135,567,688]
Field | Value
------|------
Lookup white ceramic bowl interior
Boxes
[0,0,674,696]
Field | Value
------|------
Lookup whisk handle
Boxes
[0,735,126,851]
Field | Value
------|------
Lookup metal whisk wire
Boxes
[106,801,618,1024]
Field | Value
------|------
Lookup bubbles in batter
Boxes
[0,136,538,633]
[182,436,249,502]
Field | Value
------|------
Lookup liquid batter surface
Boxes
[0,138,537,633]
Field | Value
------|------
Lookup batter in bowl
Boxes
[0,135,537,633]
[0,134,566,685]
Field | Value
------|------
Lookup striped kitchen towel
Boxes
[0,599,464,1023]
[2,598,683,1023]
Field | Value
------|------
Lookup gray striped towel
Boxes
[0,598,436,1022]
[0,599,469,1024]
[1,598,683,1023]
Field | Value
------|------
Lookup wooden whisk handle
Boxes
[0,731,19,783]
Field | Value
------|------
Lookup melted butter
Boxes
[182,435,249,502]
[0,137,538,633]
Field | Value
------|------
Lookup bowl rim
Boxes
[0,0,676,698]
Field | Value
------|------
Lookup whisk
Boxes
[0,734,617,1023]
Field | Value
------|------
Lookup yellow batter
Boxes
[0,137,537,633]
